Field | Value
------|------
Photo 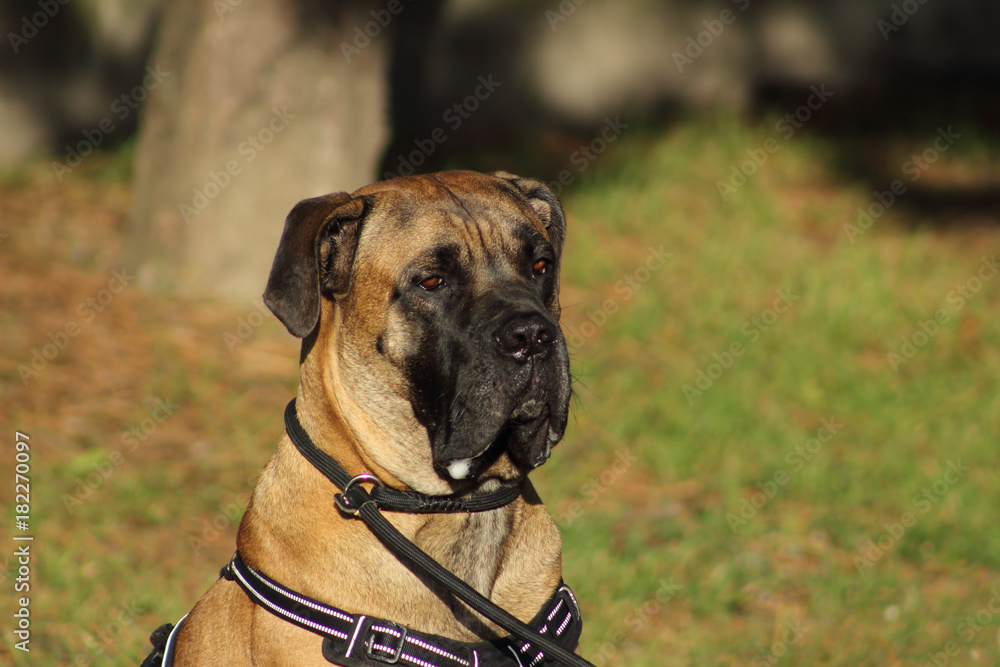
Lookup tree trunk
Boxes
[126,0,389,302]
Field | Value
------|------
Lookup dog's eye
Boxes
[532,258,550,276]
[419,276,445,291]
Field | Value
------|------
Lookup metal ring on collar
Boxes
[334,473,385,516]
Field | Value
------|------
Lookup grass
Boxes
[2,116,999,666]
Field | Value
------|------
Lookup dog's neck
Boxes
[235,308,562,640]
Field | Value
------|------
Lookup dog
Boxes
[163,170,578,665]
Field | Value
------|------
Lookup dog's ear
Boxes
[263,192,368,338]
[493,171,567,256]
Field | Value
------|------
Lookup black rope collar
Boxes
[284,399,524,514]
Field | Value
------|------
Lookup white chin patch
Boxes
[446,458,473,480]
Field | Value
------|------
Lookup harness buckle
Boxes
[334,473,385,516]
[365,620,408,664]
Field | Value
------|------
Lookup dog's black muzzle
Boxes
[423,296,571,483]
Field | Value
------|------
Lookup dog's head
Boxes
[263,171,571,493]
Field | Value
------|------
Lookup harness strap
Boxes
[139,615,186,667]
[222,552,583,667]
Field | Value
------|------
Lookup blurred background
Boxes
[2,0,998,664]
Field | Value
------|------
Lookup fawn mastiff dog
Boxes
[156,171,583,666]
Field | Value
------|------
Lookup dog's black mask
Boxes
[404,285,571,481]
[398,210,571,483]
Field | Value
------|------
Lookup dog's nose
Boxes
[495,313,557,362]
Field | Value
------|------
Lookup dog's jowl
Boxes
[142,171,590,667]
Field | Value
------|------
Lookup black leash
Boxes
[284,399,596,667]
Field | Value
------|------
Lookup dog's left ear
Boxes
[494,172,567,256]
[263,192,368,338]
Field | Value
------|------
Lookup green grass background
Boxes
[2,115,998,665]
